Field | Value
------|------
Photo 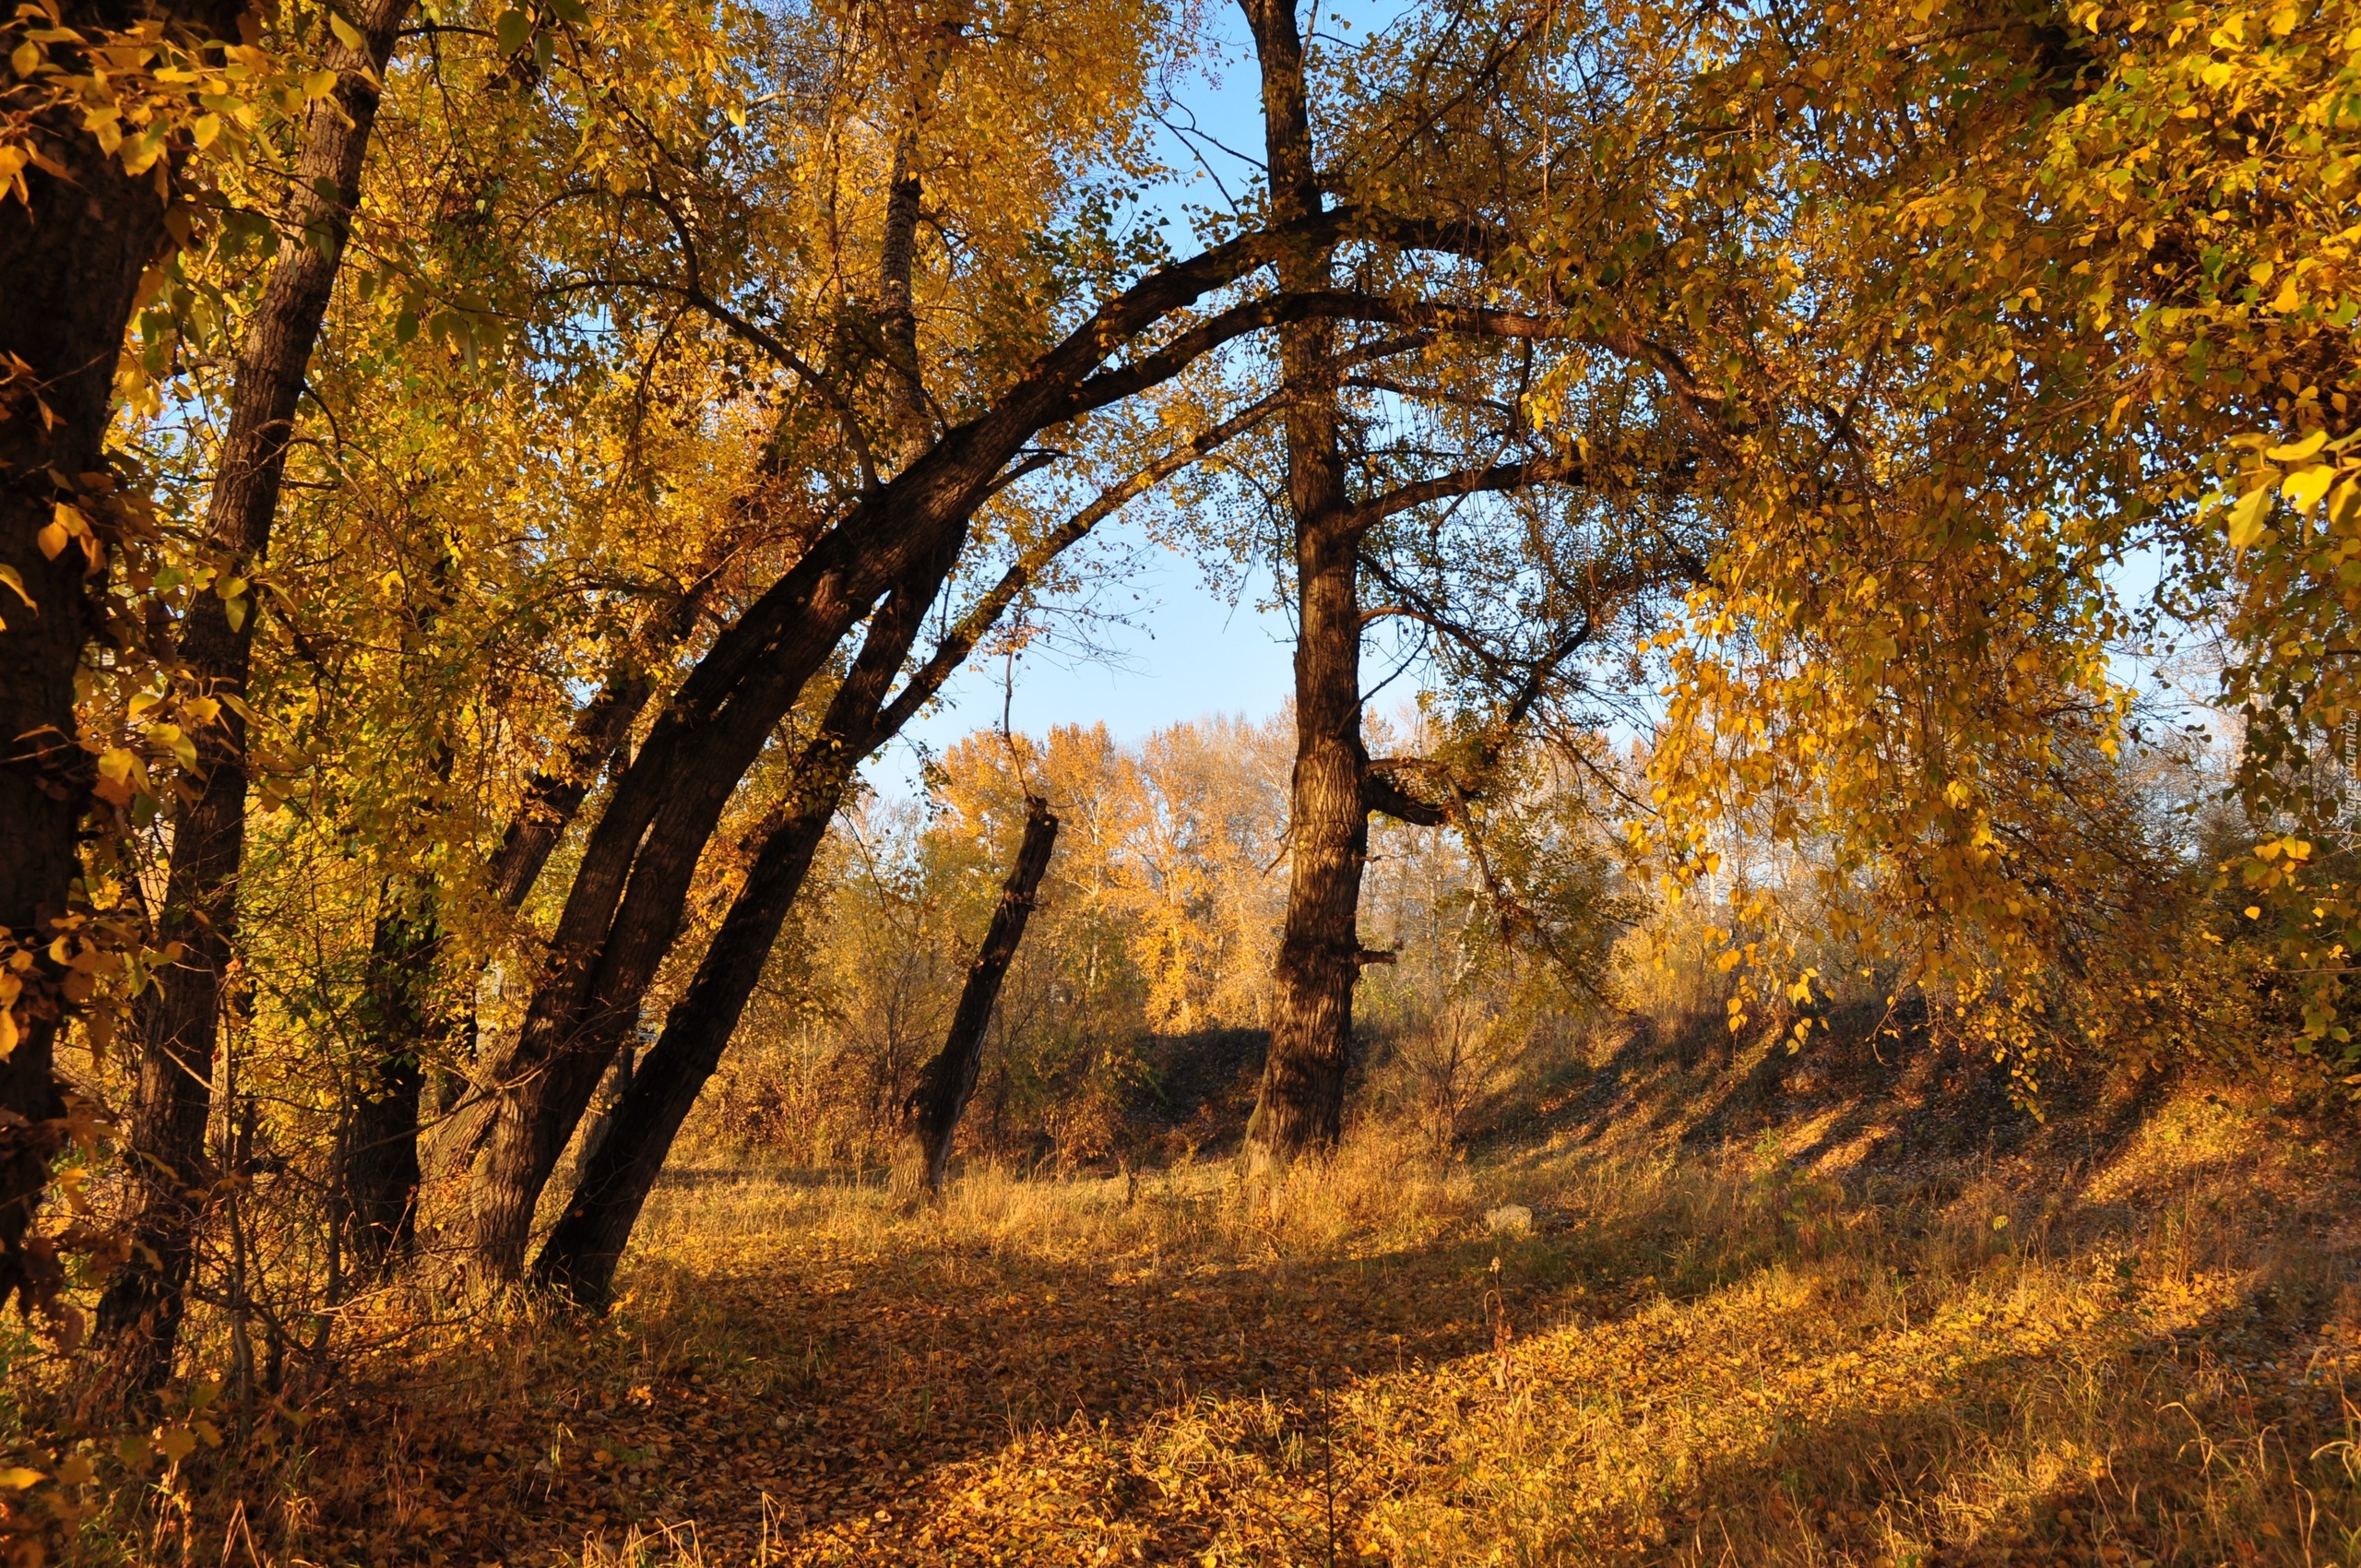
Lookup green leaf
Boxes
[494,7,530,54]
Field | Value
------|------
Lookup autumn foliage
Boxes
[3,0,2361,1559]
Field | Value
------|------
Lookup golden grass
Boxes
[41,1080,2361,1567]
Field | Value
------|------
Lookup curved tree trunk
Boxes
[462,102,968,1283]
[909,795,1059,1193]
[457,119,1351,1281]
[529,545,952,1304]
[92,0,410,1385]
[485,664,656,910]
[1240,0,1368,1170]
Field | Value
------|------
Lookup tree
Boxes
[0,0,256,1316]
[90,0,413,1388]
[907,793,1061,1191]
[1635,0,2361,1070]
[1236,0,1719,1164]
[448,0,1633,1276]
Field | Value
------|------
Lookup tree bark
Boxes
[485,663,654,910]
[908,795,1059,1193]
[1240,0,1367,1170]
[0,0,254,1316]
[529,547,953,1303]
[91,0,409,1381]
[346,878,436,1273]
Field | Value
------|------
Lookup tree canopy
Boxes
[0,0,2353,1410]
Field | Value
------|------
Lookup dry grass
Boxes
[33,1071,2361,1567]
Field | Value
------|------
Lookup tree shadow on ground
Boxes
[1583,1282,2359,1568]
[299,1143,2352,1567]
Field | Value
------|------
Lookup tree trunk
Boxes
[345,877,437,1274]
[528,545,955,1303]
[485,663,655,910]
[0,0,259,1315]
[573,1041,635,1174]
[527,793,839,1304]
[1240,0,1367,1170]
[462,120,964,1282]
[457,121,1328,1280]
[481,538,744,915]
[909,795,1060,1193]
[91,0,410,1381]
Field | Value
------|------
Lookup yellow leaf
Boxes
[328,9,362,48]
[10,40,40,76]
[0,563,30,608]
[2267,430,2327,461]
[155,1427,196,1464]
[2226,485,2273,549]
[2284,463,2337,512]
[0,1467,43,1490]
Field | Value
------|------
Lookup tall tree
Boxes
[528,547,954,1302]
[457,0,1714,1276]
[0,0,244,1314]
[92,0,411,1385]
[1234,0,1729,1162]
[1237,0,1367,1167]
[528,393,1281,1303]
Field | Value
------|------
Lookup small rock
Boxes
[1485,1204,1534,1235]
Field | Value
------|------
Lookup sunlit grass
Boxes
[38,1074,2358,1566]
[564,1083,2360,1566]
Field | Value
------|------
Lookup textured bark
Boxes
[92,0,409,1379]
[573,1043,635,1174]
[344,877,438,1273]
[875,128,933,469]
[0,0,243,1315]
[1241,0,1367,1170]
[909,796,1059,1193]
[485,664,654,911]
[529,552,952,1304]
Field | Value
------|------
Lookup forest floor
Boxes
[52,1032,2361,1567]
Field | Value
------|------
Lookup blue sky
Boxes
[864,5,1323,795]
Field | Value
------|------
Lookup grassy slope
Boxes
[62,1026,2361,1566]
